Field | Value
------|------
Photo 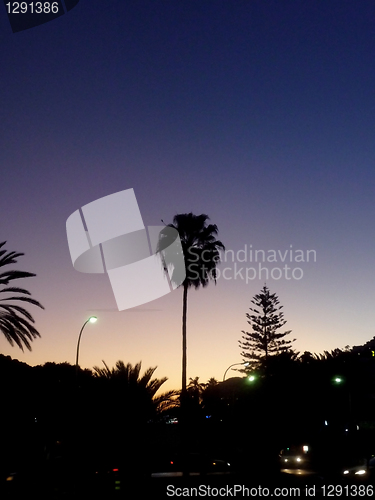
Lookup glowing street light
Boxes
[75,316,97,374]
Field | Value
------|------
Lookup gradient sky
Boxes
[1,1,375,392]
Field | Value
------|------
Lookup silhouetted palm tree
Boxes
[160,214,224,400]
[204,377,218,389]
[187,376,206,404]
[92,360,178,415]
[0,241,44,351]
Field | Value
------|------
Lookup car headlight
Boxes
[355,470,367,475]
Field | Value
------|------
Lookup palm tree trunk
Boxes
[181,280,189,475]
[182,280,188,397]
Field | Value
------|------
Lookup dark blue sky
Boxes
[1,1,375,390]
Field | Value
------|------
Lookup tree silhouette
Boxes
[239,285,296,373]
[187,376,206,404]
[0,241,44,350]
[92,360,178,417]
[159,213,224,400]
[205,377,218,389]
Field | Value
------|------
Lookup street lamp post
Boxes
[223,361,249,381]
[75,316,97,375]
[331,374,352,423]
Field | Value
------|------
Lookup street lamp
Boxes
[223,361,249,381]
[75,316,97,374]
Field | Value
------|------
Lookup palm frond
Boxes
[0,312,41,351]
[0,296,44,308]
[0,287,32,295]
[0,303,35,322]
[0,242,43,350]
[153,390,180,413]
[0,270,36,285]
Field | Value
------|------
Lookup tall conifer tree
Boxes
[239,285,295,371]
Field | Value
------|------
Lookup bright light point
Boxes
[284,459,288,462]
[89,316,97,323]
[334,377,342,383]
[324,420,328,426]
[296,457,301,462]
[303,445,309,453]
[343,470,349,474]
[248,375,255,382]
[355,470,366,475]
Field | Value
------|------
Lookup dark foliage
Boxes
[0,241,44,351]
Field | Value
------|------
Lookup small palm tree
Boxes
[92,360,179,416]
[0,241,44,351]
[205,377,218,389]
[159,214,225,400]
[187,376,206,404]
